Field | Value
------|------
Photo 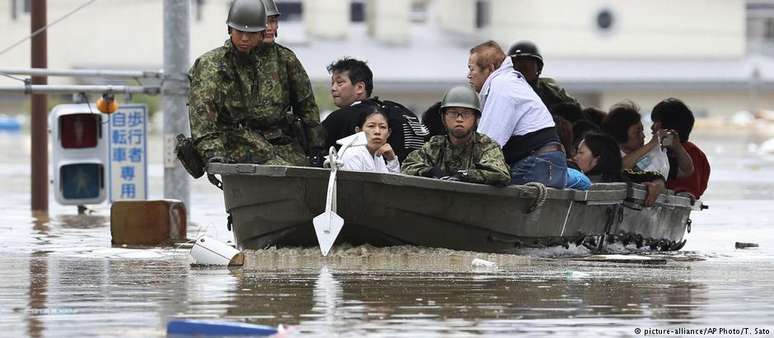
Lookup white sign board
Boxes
[108,104,148,202]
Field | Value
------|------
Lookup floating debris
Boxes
[471,258,497,268]
[735,242,759,249]
[190,236,243,266]
[576,254,667,265]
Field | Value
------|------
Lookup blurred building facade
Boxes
[1,0,773,119]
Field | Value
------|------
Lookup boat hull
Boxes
[209,164,696,254]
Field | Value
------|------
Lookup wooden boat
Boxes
[208,163,703,254]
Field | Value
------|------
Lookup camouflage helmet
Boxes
[227,0,267,33]
[261,0,281,17]
[440,86,481,116]
[508,41,544,70]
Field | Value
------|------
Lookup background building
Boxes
[1,0,773,120]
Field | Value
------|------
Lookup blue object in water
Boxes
[166,319,278,336]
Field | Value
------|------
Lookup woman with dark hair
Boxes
[651,98,708,198]
[602,100,672,179]
[574,132,665,206]
[336,107,400,173]
[573,132,622,182]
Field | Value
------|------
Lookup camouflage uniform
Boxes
[188,40,324,166]
[532,77,578,110]
[401,132,511,186]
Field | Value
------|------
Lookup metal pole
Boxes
[31,0,48,214]
[0,84,159,95]
[0,84,161,95]
[0,68,163,79]
[162,0,190,210]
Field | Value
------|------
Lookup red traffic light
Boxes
[59,113,100,149]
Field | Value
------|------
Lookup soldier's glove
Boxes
[422,166,444,179]
[440,170,468,182]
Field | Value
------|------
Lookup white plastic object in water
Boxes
[471,258,497,268]
[190,236,240,265]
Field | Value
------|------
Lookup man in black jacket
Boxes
[322,58,376,150]
[322,58,427,162]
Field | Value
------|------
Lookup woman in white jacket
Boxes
[336,107,400,173]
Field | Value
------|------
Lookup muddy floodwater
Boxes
[1,129,773,337]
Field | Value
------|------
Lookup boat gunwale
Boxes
[208,163,696,208]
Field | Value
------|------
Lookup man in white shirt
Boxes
[467,40,567,188]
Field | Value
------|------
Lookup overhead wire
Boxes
[0,0,98,58]
[0,71,26,83]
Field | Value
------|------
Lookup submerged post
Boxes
[162,0,191,209]
[30,0,48,213]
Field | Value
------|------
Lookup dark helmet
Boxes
[508,41,544,70]
[440,86,481,116]
[227,0,267,33]
[262,0,281,17]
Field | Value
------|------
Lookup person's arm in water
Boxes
[643,178,666,207]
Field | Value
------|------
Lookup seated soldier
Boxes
[401,86,510,186]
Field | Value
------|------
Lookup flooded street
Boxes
[1,129,773,337]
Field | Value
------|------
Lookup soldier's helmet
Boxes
[508,41,544,70]
[261,0,281,17]
[227,0,267,33]
[440,86,481,116]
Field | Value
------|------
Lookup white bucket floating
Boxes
[190,236,243,266]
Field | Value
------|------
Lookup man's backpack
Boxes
[367,97,429,162]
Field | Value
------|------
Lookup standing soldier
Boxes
[401,86,511,186]
[508,41,579,111]
[188,0,324,168]
[256,0,325,165]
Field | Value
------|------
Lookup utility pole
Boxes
[162,0,191,210]
[31,0,48,214]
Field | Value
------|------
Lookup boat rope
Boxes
[524,182,547,213]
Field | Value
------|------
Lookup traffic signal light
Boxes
[49,104,108,205]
